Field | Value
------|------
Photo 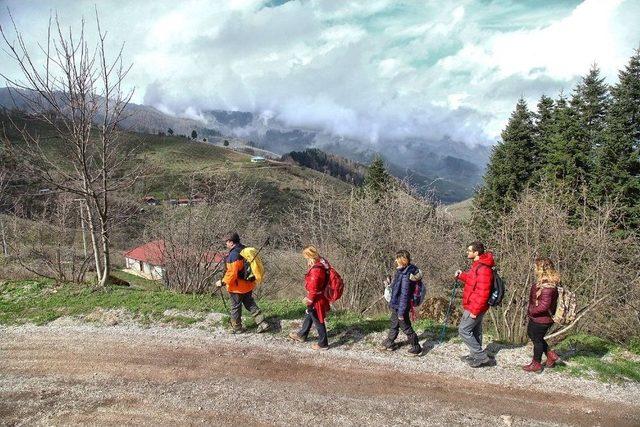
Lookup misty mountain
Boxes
[0,87,489,202]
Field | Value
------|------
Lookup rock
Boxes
[500,414,513,426]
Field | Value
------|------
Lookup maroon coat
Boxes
[305,258,331,323]
[457,252,495,316]
[528,283,558,324]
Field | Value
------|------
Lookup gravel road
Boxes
[1,323,639,426]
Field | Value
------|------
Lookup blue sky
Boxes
[1,0,639,146]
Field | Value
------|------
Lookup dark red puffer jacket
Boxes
[457,252,495,316]
[527,283,558,324]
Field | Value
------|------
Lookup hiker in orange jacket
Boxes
[215,232,269,333]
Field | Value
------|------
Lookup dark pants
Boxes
[387,308,419,347]
[527,320,552,362]
[230,291,261,322]
[298,307,328,347]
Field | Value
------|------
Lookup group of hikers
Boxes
[215,233,560,373]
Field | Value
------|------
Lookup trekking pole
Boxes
[439,280,460,343]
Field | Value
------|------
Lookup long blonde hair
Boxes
[534,258,560,285]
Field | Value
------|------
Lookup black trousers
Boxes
[230,291,260,322]
[527,320,552,362]
[298,307,328,347]
[387,308,418,346]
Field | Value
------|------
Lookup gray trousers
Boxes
[458,310,488,361]
[230,291,261,322]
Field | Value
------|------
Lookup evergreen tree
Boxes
[596,49,640,228]
[191,130,198,140]
[531,95,555,182]
[542,94,590,191]
[473,98,536,216]
[365,155,390,194]
[167,128,174,136]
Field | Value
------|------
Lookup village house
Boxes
[123,240,224,281]
[123,240,166,280]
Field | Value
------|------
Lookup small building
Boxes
[123,240,225,281]
[251,156,266,163]
[123,240,166,280]
[177,198,190,206]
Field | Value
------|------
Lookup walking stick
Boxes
[439,280,460,343]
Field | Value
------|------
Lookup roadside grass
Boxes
[3,279,637,383]
[0,278,456,339]
[555,333,640,383]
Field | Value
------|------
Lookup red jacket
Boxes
[527,283,558,324]
[457,252,495,316]
[305,258,331,323]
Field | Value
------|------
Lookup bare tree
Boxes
[483,187,640,343]
[0,11,138,286]
[7,193,92,283]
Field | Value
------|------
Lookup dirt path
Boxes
[1,326,639,426]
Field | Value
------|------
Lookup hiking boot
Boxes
[468,357,495,368]
[545,350,560,368]
[230,321,245,334]
[256,321,270,333]
[312,343,329,351]
[288,332,306,343]
[459,354,472,362]
[522,359,544,373]
[379,339,396,351]
[408,345,422,357]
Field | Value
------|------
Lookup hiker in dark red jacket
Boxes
[455,241,495,367]
[523,258,560,373]
[289,245,330,350]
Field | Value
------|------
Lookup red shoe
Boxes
[522,359,543,373]
[545,350,560,368]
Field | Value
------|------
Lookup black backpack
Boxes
[487,267,505,307]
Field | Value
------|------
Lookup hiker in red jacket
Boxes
[523,258,560,373]
[289,245,330,350]
[455,241,495,368]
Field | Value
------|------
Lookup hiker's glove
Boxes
[215,280,223,288]
[409,269,423,282]
[455,270,462,278]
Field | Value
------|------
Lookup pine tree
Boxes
[571,65,611,199]
[542,94,590,191]
[191,130,198,140]
[531,95,555,183]
[596,49,640,228]
[473,98,536,217]
[365,155,390,194]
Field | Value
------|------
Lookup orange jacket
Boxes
[222,244,255,294]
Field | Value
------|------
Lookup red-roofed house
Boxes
[123,240,166,280]
[123,240,225,281]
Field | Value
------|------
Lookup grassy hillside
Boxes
[1,112,354,217]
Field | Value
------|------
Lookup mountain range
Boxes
[0,87,490,202]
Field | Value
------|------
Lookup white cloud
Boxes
[1,0,638,148]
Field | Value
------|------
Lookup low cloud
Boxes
[2,0,638,147]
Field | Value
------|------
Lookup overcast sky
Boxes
[1,0,639,146]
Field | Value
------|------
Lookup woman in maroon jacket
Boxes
[523,258,561,372]
[288,245,331,350]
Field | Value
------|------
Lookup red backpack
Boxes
[324,266,344,302]
[313,262,344,303]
